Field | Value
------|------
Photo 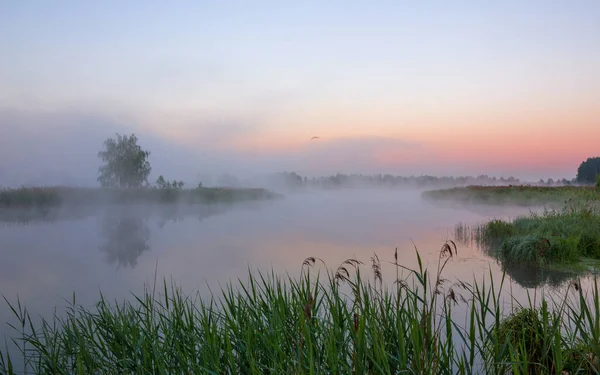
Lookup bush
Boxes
[495,305,554,373]
[501,235,551,264]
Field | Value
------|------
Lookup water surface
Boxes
[0,189,583,367]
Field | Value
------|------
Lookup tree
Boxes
[576,157,600,184]
[156,175,184,190]
[98,134,151,188]
[156,175,167,189]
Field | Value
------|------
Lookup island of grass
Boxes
[422,185,600,206]
[464,202,600,269]
[0,185,282,210]
[0,133,282,211]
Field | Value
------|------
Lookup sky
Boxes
[1,0,599,185]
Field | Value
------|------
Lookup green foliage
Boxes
[596,174,600,190]
[469,203,600,266]
[0,187,62,208]
[494,303,557,374]
[484,219,517,238]
[577,156,600,184]
[2,248,600,374]
[97,133,152,188]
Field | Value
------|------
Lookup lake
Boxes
[0,189,587,370]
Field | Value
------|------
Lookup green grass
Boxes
[2,246,600,374]
[0,186,282,209]
[422,185,600,206]
[459,202,600,268]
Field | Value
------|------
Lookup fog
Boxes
[0,175,580,372]
[0,188,541,316]
[0,107,576,188]
[0,105,583,372]
[0,108,262,187]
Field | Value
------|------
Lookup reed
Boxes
[1,245,600,374]
[461,202,600,267]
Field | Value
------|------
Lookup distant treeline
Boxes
[271,172,515,189]
[269,172,580,189]
[269,172,584,189]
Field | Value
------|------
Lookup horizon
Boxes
[1,1,599,185]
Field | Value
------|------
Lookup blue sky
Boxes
[1,1,599,184]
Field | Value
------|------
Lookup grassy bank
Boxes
[2,247,600,374]
[0,186,281,209]
[423,185,600,206]
[459,203,600,269]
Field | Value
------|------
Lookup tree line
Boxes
[96,133,600,189]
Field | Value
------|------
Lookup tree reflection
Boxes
[98,210,150,268]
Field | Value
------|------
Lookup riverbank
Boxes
[422,185,600,206]
[0,186,282,209]
[1,247,599,374]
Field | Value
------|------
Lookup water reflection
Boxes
[98,210,151,268]
[499,262,575,289]
[96,204,233,268]
[0,207,92,225]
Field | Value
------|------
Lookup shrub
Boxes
[494,304,555,373]
[500,235,551,264]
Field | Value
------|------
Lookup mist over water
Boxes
[0,189,547,336]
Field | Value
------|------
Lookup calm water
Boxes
[0,189,586,368]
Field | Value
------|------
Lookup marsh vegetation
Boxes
[0,186,280,210]
[2,246,600,374]
[2,140,599,374]
[456,202,600,270]
[423,185,600,206]
[0,133,280,212]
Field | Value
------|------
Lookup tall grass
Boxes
[2,245,600,374]
[458,202,600,267]
[423,185,600,206]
